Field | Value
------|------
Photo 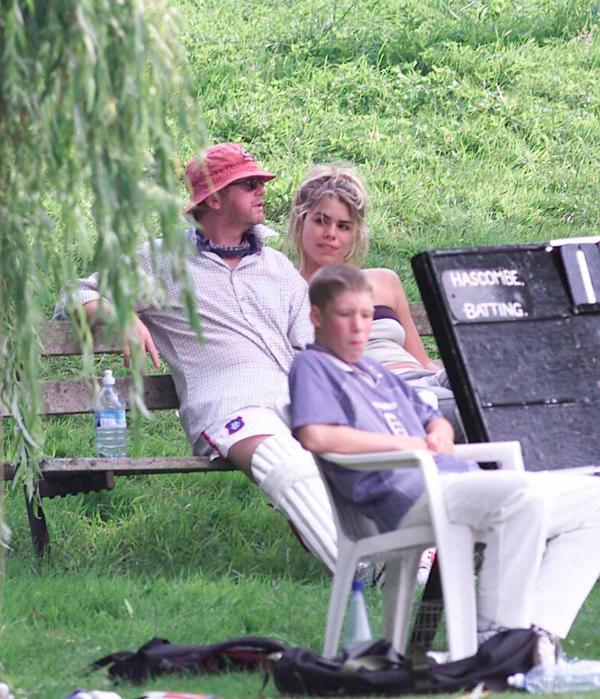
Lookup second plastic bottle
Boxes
[341,578,373,650]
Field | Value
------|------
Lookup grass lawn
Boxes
[3,0,600,696]
[2,472,599,699]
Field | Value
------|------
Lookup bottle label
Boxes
[95,409,126,429]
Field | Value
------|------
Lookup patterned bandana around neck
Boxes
[195,229,262,258]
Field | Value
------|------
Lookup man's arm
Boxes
[56,270,161,370]
[296,423,428,455]
[285,262,314,350]
[83,299,161,369]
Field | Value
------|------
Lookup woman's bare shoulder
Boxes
[363,267,402,283]
[363,267,405,306]
[363,267,404,291]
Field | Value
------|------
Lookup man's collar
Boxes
[194,227,263,258]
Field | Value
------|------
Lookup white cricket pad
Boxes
[251,433,337,572]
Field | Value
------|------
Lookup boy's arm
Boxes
[424,417,454,454]
[296,423,428,455]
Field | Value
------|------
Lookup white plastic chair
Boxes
[319,441,524,660]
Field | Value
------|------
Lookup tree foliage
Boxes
[0,0,201,493]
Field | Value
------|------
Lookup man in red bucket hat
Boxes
[58,143,337,572]
[184,143,276,213]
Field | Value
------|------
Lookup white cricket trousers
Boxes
[401,469,600,638]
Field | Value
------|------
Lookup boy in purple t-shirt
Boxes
[289,263,600,662]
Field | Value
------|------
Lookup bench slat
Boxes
[410,302,432,335]
[5,303,432,553]
[40,306,431,357]
[42,322,122,355]
[0,375,179,418]
[2,456,234,480]
[2,307,432,419]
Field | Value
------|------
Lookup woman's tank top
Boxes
[365,305,421,367]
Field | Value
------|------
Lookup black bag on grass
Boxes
[429,627,539,692]
[91,636,286,684]
[271,639,417,696]
[271,628,539,696]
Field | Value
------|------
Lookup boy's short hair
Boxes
[309,263,372,310]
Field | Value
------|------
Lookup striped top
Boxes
[58,226,313,454]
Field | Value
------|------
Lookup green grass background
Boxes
[2,0,600,697]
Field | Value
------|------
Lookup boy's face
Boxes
[311,289,374,364]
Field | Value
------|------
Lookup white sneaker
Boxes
[426,649,451,664]
[417,547,436,586]
[533,628,563,666]
[477,623,510,646]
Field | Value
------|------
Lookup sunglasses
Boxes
[231,177,265,192]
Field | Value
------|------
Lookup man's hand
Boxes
[425,417,454,454]
[124,315,161,369]
[83,300,160,369]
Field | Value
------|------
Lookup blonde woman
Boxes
[288,164,459,433]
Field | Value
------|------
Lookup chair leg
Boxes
[323,551,359,658]
[437,527,477,660]
[383,551,421,653]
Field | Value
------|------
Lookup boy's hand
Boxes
[395,435,430,452]
[425,417,454,454]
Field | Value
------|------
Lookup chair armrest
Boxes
[321,450,432,471]
[322,440,525,472]
[454,441,524,471]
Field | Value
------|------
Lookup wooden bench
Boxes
[1,303,432,555]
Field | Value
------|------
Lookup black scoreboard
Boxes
[412,239,600,471]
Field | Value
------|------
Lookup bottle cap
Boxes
[102,370,115,386]
[507,673,525,688]
[352,578,365,592]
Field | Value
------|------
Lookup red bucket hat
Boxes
[184,143,276,213]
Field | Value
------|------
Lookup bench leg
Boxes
[24,489,50,557]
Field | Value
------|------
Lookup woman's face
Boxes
[301,195,355,272]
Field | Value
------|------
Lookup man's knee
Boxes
[251,432,318,501]
[202,406,292,475]
[227,434,273,477]
[251,432,337,571]
[493,475,550,527]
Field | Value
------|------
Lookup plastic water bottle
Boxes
[508,660,600,693]
[94,370,126,458]
[342,578,373,650]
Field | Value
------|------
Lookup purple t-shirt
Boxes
[289,344,475,531]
